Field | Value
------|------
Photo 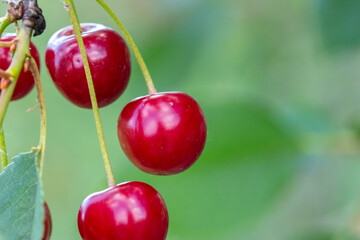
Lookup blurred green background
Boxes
[2,0,360,239]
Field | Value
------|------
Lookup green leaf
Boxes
[0,151,44,240]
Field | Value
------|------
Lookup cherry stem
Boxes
[0,14,15,173]
[0,23,32,129]
[95,0,157,95]
[0,17,11,37]
[0,18,32,173]
[0,128,8,172]
[29,57,46,176]
[64,0,116,188]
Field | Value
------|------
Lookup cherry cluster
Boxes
[1,22,207,239]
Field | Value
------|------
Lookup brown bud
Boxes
[10,43,16,52]
[24,59,30,72]
[0,79,11,89]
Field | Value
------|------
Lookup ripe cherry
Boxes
[117,92,207,175]
[0,34,40,100]
[42,201,52,240]
[45,23,131,108]
[78,181,168,240]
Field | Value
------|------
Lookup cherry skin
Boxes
[117,92,207,175]
[42,201,52,240]
[77,181,168,240]
[45,23,131,108]
[0,34,40,100]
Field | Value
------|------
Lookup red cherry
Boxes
[42,201,52,240]
[77,181,168,240]
[0,34,40,100]
[117,92,207,175]
[45,23,131,108]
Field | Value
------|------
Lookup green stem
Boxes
[0,128,7,172]
[0,18,11,37]
[95,0,157,95]
[0,24,32,128]
[29,58,46,176]
[64,0,116,187]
